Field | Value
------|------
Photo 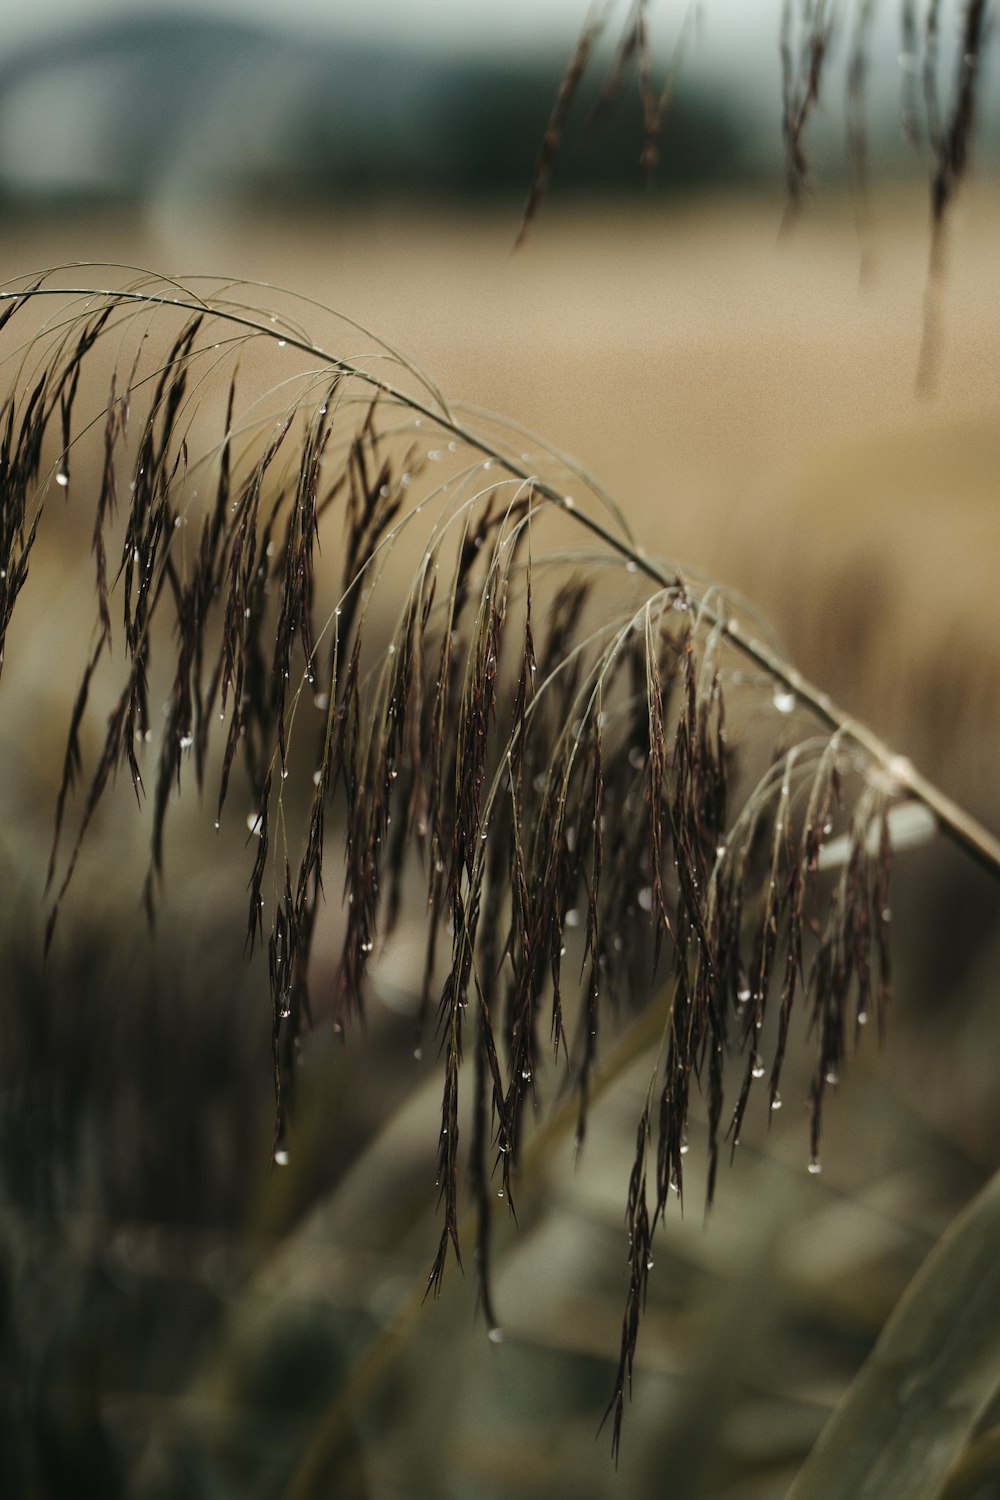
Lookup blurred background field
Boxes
[1,5,1000,1498]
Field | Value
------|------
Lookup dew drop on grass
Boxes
[770,1094,783,1111]
[564,908,581,928]
[55,470,69,487]
[637,886,653,912]
[247,813,263,836]
[487,1325,505,1344]
[273,1146,290,1167]
[773,687,796,714]
[808,1157,822,1175]
[751,1060,765,1079]
[179,734,193,750]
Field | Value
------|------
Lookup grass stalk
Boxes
[785,1164,1000,1500]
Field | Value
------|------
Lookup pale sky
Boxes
[0,0,774,66]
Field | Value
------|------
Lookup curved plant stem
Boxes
[281,981,677,1500]
[940,1424,1000,1500]
[5,280,999,884]
[784,1165,1000,1500]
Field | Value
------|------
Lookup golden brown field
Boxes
[5,184,998,799]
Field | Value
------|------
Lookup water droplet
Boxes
[487,1325,505,1344]
[55,470,69,487]
[428,449,441,461]
[563,494,575,510]
[773,688,796,714]
[625,560,637,574]
[824,1068,839,1086]
[637,887,653,912]
[214,819,220,831]
[247,813,263,836]
[313,691,329,710]
[679,1140,689,1155]
[401,472,411,487]
[751,1059,765,1079]
[413,1045,423,1061]
[646,1256,655,1270]
[521,1067,532,1083]
[857,1009,869,1027]
[273,1146,289,1167]
[770,1094,783,1111]
[628,745,646,770]
[807,1157,822,1175]
[277,338,286,348]
[387,641,396,655]
[179,733,193,750]
[564,908,580,929]
[313,769,323,787]
[278,993,291,1020]
[887,754,914,786]
[497,1189,504,1199]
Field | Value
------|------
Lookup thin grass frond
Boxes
[2,266,999,1450]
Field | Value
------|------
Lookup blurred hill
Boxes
[0,12,748,213]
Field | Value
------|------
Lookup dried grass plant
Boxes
[520,0,992,387]
[1,258,999,1497]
